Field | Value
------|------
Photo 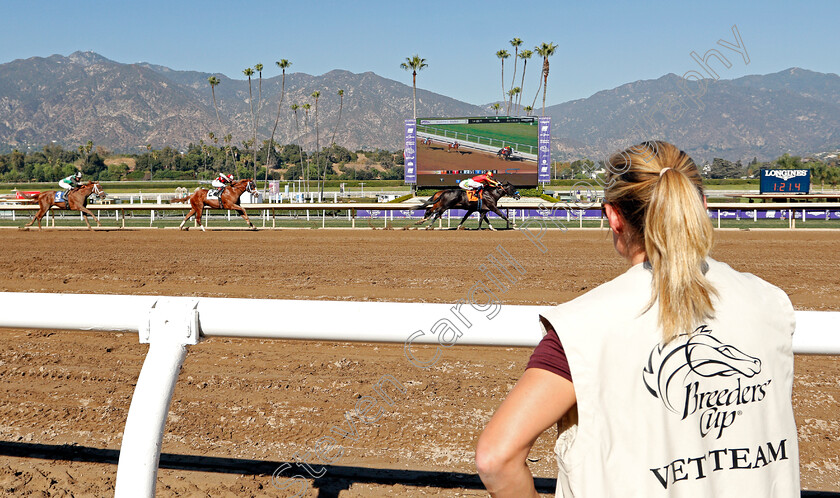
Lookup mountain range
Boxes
[1,51,838,162]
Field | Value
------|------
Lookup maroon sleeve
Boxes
[526,316,572,382]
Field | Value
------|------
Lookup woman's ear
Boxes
[604,203,623,234]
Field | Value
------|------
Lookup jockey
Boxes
[211,173,234,198]
[58,171,83,193]
[472,171,500,189]
[460,171,500,199]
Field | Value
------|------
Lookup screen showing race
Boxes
[410,116,542,187]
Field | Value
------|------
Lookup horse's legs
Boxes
[231,205,256,230]
[25,200,49,229]
[424,209,445,230]
[78,206,100,229]
[415,208,435,226]
[179,209,196,230]
[195,207,205,232]
[24,210,41,228]
[480,211,495,231]
[457,209,473,230]
[488,205,513,228]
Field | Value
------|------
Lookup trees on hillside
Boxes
[709,158,745,179]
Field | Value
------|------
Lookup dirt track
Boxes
[0,229,838,496]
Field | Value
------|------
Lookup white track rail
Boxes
[0,292,838,496]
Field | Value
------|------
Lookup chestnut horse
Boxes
[174,179,258,231]
[23,181,106,230]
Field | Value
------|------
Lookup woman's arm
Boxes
[475,367,576,497]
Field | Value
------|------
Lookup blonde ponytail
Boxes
[605,141,717,343]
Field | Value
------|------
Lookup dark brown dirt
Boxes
[0,229,838,496]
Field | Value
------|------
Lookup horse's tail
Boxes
[418,191,443,208]
[170,195,191,203]
[18,191,39,199]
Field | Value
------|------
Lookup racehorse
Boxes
[415,181,520,230]
[448,142,460,153]
[23,181,106,230]
[173,179,258,231]
[496,147,513,160]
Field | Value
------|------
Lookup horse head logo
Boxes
[643,326,761,414]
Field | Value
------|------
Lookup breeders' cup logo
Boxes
[643,326,770,439]
[763,169,808,181]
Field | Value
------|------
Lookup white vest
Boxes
[541,259,799,497]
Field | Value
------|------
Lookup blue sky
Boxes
[1,0,837,106]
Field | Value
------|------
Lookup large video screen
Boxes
[759,169,811,194]
[406,116,550,188]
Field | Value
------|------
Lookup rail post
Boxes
[114,298,201,498]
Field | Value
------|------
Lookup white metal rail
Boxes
[3,202,839,230]
[0,292,838,497]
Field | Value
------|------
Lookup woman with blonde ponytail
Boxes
[477,141,799,497]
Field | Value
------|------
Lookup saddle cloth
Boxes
[467,190,479,202]
[207,190,219,200]
[54,191,67,203]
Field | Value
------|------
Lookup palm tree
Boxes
[144,143,152,178]
[507,88,517,111]
[290,103,301,140]
[267,59,291,174]
[400,54,428,120]
[208,76,232,169]
[496,50,510,114]
[291,103,306,190]
[224,134,233,171]
[311,91,325,195]
[492,103,501,116]
[243,67,257,179]
[534,42,557,117]
[302,103,311,192]
[330,89,345,146]
[524,105,533,116]
[508,38,522,114]
[253,63,264,181]
[508,87,521,115]
[517,50,532,115]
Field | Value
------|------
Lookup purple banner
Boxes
[404,119,417,184]
[537,117,551,183]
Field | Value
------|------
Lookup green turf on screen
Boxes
[417,122,538,148]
